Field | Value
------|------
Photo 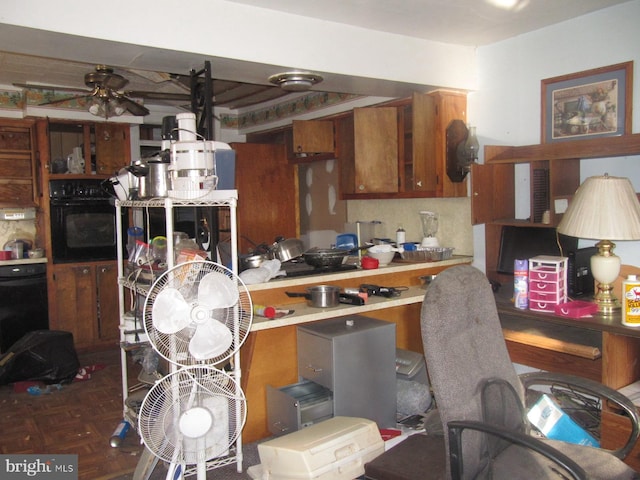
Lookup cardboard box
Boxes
[527,394,599,447]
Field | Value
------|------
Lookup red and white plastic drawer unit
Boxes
[528,256,568,313]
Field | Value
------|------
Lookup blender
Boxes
[420,211,439,247]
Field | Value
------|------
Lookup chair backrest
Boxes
[421,265,526,479]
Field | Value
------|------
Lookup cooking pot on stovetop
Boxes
[272,238,304,262]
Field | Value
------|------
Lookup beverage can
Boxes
[513,259,529,310]
[622,275,640,327]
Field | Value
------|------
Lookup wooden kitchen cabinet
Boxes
[338,107,398,195]
[49,261,119,349]
[231,142,298,253]
[94,123,130,176]
[290,119,334,159]
[339,91,467,199]
[0,119,39,206]
[412,91,467,197]
[41,120,130,178]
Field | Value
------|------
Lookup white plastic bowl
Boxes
[366,250,396,266]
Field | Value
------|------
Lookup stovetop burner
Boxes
[280,261,358,278]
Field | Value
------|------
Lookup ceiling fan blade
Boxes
[116,95,150,116]
[126,90,191,101]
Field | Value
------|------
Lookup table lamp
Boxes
[557,174,640,313]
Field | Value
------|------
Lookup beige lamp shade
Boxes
[557,175,640,241]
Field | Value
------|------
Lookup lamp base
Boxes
[591,240,621,315]
[593,282,621,314]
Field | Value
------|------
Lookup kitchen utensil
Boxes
[302,246,367,268]
[367,244,397,266]
[286,285,341,308]
[400,247,454,262]
[239,253,269,271]
[107,168,134,201]
[272,238,304,262]
[11,241,24,259]
[126,161,150,199]
[147,156,170,198]
[366,250,396,266]
[28,248,44,259]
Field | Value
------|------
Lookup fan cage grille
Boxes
[144,261,252,366]
[138,365,247,464]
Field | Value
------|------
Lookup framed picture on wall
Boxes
[541,61,633,143]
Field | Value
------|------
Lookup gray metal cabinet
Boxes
[267,315,396,435]
[297,315,397,429]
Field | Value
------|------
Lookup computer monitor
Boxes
[496,225,577,275]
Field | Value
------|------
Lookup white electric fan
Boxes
[138,260,252,479]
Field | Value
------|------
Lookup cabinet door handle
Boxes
[416,180,423,187]
[305,364,323,373]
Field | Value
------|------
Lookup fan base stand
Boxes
[133,446,160,480]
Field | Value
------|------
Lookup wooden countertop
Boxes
[0,257,48,266]
[247,255,472,331]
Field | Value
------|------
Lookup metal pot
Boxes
[302,247,352,268]
[286,285,340,308]
[273,238,304,262]
[239,253,268,271]
[147,157,170,198]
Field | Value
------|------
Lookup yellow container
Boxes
[622,275,640,327]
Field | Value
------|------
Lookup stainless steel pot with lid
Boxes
[272,238,304,262]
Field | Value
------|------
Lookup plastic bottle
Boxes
[513,259,529,310]
[253,305,276,319]
[109,420,131,447]
[395,226,406,246]
[622,274,640,327]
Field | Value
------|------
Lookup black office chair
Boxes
[420,265,640,479]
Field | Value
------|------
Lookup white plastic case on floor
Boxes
[256,416,384,480]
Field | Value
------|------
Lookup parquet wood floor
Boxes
[0,347,146,480]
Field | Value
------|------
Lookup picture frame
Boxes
[541,61,633,143]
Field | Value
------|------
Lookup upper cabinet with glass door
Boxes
[41,120,131,178]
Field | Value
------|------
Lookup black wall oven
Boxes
[49,179,123,264]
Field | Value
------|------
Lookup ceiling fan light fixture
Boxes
[268,71,323,92]
[88,95,125,119]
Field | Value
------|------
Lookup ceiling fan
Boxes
[15,65,191,118]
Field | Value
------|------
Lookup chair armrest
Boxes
[520,371,640,460]
[447,419,587,480]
